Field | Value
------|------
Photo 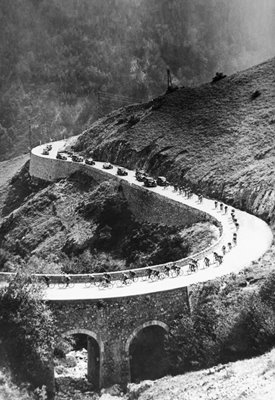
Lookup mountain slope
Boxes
[74,57,275,224]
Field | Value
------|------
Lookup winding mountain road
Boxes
[12,140,274,300]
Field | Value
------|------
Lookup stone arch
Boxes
[125,320,169,354]
[126,320,169,383]
[62,328,104,389]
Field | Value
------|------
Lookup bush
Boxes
[0,273,57,391]
[166,302,220,374]
[221,294,275,360]
[166,282,275,376]
[259,272,275,310]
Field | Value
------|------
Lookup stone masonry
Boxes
[50,286,189,389]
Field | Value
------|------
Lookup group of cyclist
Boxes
[173,184,193,199]
[41,185,241,290]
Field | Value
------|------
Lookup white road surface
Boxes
[22,140,273,300]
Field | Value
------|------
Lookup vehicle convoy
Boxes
[135,169,148,181]
[56,152,67,160]
[117,167,128,176]
[157,176,168,186]
[72,154,83,162]
[85,158,95,165]
[103,162,113,169]
[144,176,157,187]
[42,144,52,155]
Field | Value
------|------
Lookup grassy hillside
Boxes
[74,57,275,225]
[127,347,275,400]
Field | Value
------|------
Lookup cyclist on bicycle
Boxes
[220,203,224,212]
[43,275,50,287]
[65,274,71,288]
[204,257,210,268]
[164,265,171,277]
[214,200,218,209]
[222,245,226,255]
[104,273,111,283]
[129,271,136,281]
[146,268,153,280]
[224,205,228,214]
[122,273,129,285]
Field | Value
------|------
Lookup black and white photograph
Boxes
[0,1,274,399]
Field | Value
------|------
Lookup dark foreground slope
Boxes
[74,57,275,224]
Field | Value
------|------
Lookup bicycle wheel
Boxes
[84,281,92,288]
[68,282,74,288]
[158,273,166,280]
[58,282,66,289]
[49,282,55,289]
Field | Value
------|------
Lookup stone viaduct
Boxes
[52,287,189,389]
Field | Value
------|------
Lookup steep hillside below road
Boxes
[127,348,275,400]
[74,57,275,224]
[0,154,29,222]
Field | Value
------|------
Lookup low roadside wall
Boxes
[29,151,215,228]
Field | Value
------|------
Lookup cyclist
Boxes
[233,233,237,245]
[122,273,129,285]
[146,268,153,280]
[204,257,210,268]
[220,203,224,212]
[224,205,228,214]
[214,200,218,209]
[43,275,50,287]
[228,242,232,250]
[222,245,226,255]
[235,222,239,230]
[153,270,161,280]
[164,265,171,277]
[64,274,71,288]
[129,271,136,281]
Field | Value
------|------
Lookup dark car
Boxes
[103,162,113,169]
[117,167,128,176]
[135,169,148,182]
[72,154,83,162]
[157,176,168,186]
[42,149,49,155]
[85,158,95,166]
[46,144,52,151]
[56,152,67,160]
[144,177,157,187]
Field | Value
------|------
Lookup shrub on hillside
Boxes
[0,273,57,392]
[166,283,275,375]
[220,294,275,361]
[259,271,275,311]
[166,302,220,374]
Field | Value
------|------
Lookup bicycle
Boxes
[98,274,114,289]
[98,276,113,289]
[42,276,55,289]
[169,263,182,277]
[58,275,74,289]
[84,275,96,288]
